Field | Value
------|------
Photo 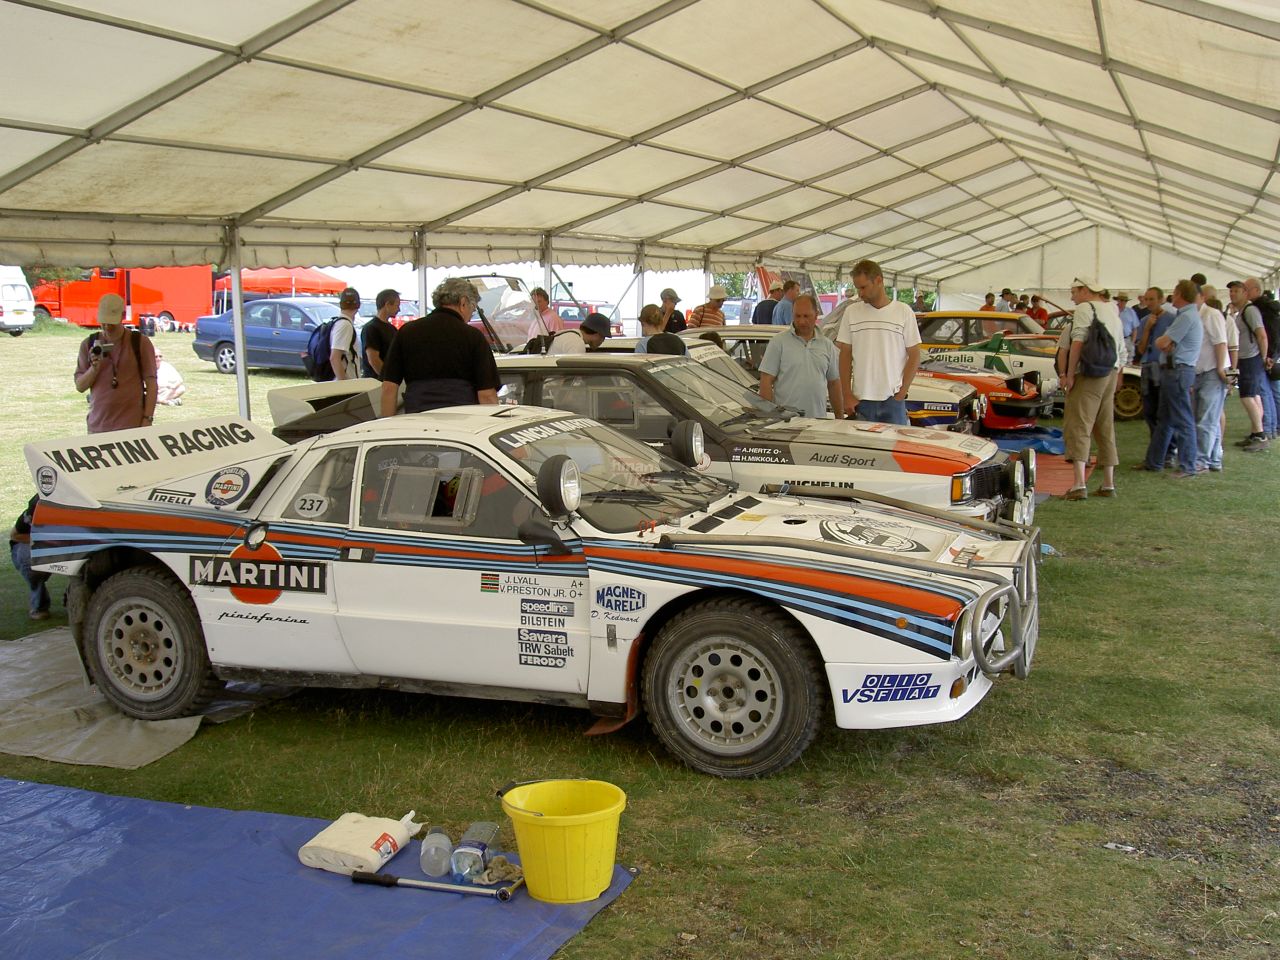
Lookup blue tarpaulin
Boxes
[992,427,1066,455]
[0,778,632,960]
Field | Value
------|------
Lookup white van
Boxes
[0,266,36,336]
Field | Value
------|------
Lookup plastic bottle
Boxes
[419,825,452,878]
[450,821,500,881]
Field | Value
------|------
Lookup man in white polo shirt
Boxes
[758,294,843,419]
[834,259,921,425]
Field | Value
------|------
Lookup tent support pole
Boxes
[636,244,645,329]
[227,226,250,420]
[415,230,429,318]
[541,234,553,298]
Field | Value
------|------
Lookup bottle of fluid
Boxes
[419,825,452,878]
[450,821,500,881]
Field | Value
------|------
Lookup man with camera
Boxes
[74,293,157,433]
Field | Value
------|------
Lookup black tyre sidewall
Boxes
[84,568,216,720]
[642,599,823,777]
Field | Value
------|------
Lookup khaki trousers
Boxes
[1064,373,1118,466]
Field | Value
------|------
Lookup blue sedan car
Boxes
[192,297,341,374]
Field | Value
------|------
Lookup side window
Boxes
[246,302,275,327]
[281,447,357,524]
[359,444,534,538]
[277,304,308,331]
[497,376,526,405]
[930,320,963,344]
[542,374,672,443]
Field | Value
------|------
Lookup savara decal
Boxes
[730,444,793,465]
[190,543,326,604]
[148,487,195,505]
[217,610,311,626]
[819,519,930,553]
[518,628,572,668]
[43,422,257,474]
[36,466,56,496]
[206,467,249,506]
[807,451,879,467]
[291,493,330,519]
[595,584,646,612]
[842,672,941,703]
[493,417,597,451]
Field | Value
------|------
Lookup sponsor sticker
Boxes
[518,627,572,669]
[596,584,646,612]
[730,444,793,465]
[190,543,326,605]
[494,416,597,451]
[520,598,574,617]
[206,467,249,506]
[819,519,929,553]
[36,466,56,496]
[43,422,258,474]
[842,672,940,704]
[148,487,195,505]
[291,493,330,519]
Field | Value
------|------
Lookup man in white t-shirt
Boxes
[834,259,920,425]
[330,287,361,381]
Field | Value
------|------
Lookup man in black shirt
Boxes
[380,278,500,416]
[361,288,401,378]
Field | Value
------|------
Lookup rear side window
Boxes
[281,447,357,524]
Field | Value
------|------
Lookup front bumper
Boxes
[828,659,993,729]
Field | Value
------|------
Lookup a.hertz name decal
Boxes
[44,422,258,473]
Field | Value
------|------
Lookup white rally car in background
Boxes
[27,408,1038,777]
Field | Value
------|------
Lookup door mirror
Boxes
[517,514,572,556]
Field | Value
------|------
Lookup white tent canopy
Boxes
[1,0,1278,285]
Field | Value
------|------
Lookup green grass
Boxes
[2,324,1279,958]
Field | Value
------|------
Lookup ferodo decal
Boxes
[730,444,792,464]
[36,466,56,496]
[43,422,257,473]
[206,467,249,506]
[842,672,940,704]
[148,487,195,505]
[819,519,929,553]
[190,543,326,605]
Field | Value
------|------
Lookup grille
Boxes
[971,461,1007,500]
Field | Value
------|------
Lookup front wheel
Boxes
[34,306,51,321]
[642,598,825,777]
[83,567,222,719]
[7,330,22,337]
[214,341,236,374]
[157,311,176,331]
[1114,375,1142,421]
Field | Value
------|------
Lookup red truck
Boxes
[34,266,214,330]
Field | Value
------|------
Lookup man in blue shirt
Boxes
[771,281,799,326]
[1114,292,1140,363]
[758,294,843,419]
[1135,279,1203,476]
[751,279,783,324]
[1135,287,1176,436]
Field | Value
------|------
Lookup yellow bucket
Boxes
[499,779,626,903]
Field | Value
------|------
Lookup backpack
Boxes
[305,319,337,381]
[1248,294,1280,377]
[1077,303,1118,378]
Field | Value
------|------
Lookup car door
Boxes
[331,440,591,694]
[272,303,313,370]
[243,301,277,366]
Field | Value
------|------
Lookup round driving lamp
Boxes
[671,420,704,467]
[1021,447,1037,489]
[1009,459,1026,501]
[558,458,582,513]
[535,454,581,517]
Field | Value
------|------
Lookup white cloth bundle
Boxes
[298,811,422,875]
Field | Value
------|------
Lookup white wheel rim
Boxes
[98,597,183,702]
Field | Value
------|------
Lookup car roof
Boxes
[306,403,582,448]
[681,324,781,337]
[496,352,685,369]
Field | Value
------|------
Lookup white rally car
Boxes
[26,408,1038,777]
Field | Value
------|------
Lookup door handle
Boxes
[340,546,375,562]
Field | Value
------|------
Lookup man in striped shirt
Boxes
[834,260,921,425]
[687,285,727,328]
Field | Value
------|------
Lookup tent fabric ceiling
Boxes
[0,0,1277,283]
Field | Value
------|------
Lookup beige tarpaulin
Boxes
[0,1,1276,285]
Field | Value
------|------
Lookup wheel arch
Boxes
[70,547,179,652]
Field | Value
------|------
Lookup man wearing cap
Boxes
[659,288,686,333]
[74,293,158,433]
[329,287,361,381]
[1060,277,1124,499]
[687,286,728,328]
[1114,292,1140,364]
[1135,279,1204,477]
[771,280,800,327]
[835,259,920,426]
[361,288,400,379]
[996,288,1017,313]
[751,279,784,324]
[912,292,928,313]
[381,277,499,416]
[759,294,843,420]
[548,312,611,355]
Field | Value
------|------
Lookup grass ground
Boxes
[1,322,1277,959]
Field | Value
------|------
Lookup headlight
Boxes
[953,607,973,659]
[1008,460,1025,500]
[560,458,582,513]
[1021,448,1037,489]
[950,472,974,502]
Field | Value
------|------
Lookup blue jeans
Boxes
[1145,364,1197,473]
[9,541,50,615]
[1140,362,1161,435]
[1193,370,1226,470]
[855,397,908,425]
[1261,370,1278,435]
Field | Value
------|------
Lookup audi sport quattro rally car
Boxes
[26,408,1038,777]
[916,357,1054,432]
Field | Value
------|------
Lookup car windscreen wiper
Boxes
[719,408,782,428]
[583,489,667,504]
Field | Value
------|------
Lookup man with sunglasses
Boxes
[73,293,157,433]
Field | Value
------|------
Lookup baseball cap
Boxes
[1072,276,1105,294]
[660,288,680,302]
[338,287,360,307]
[97,293,125,325]
[1113,291,1130,301]
[1226,280,1244,289]
[769,279,784,291]
[1001,287,1013,296]
[580,313,612,337]
[708,284,728,300]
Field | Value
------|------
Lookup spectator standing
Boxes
[1114,292,1140,363]
[835,259,921,425]
[361,288,400,379]
[912,292,928,313]
[752,279,784,324]
[548,312,611,355]
[73,293,158,433]
[635,304,685,355]
[9,495,50,621]
[1060,277,1124,500]
[687,285,728,328]
[1026,295,1050,323]
[996,288,1017,313]
[1193,288,1230,472]
[979,292,997,312]
[659,288,686,332]
[528,287,562,339]
[1230,280,1269,450]
[1244,277,1280,439]
[771,280,800,327]
[1135,279,1204,476]
[329,287,361,381]
[758,294,842,419]
[380,278,499,416]
[1135,287,1176,436]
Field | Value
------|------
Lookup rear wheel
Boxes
[642,598,824,777]
[83,567,221,719]
[7,330,22,337]
[214,341,236,374]
[34,305,51,321]
[157,311,176,331]
[1114,374,1142,420]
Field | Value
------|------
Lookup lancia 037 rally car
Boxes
[26,408,1038,777]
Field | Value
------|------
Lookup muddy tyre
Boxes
[642,598,824,777]
[1114,374,1142,421]
[83,567,221,719]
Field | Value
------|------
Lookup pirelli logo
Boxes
[189,556,326,594]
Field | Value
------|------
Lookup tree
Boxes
[23,265,82,289]
[712,272,746,298]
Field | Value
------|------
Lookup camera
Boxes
[99,340,115,355]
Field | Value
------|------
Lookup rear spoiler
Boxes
[267,377,384,429]
[25,416,286,509]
